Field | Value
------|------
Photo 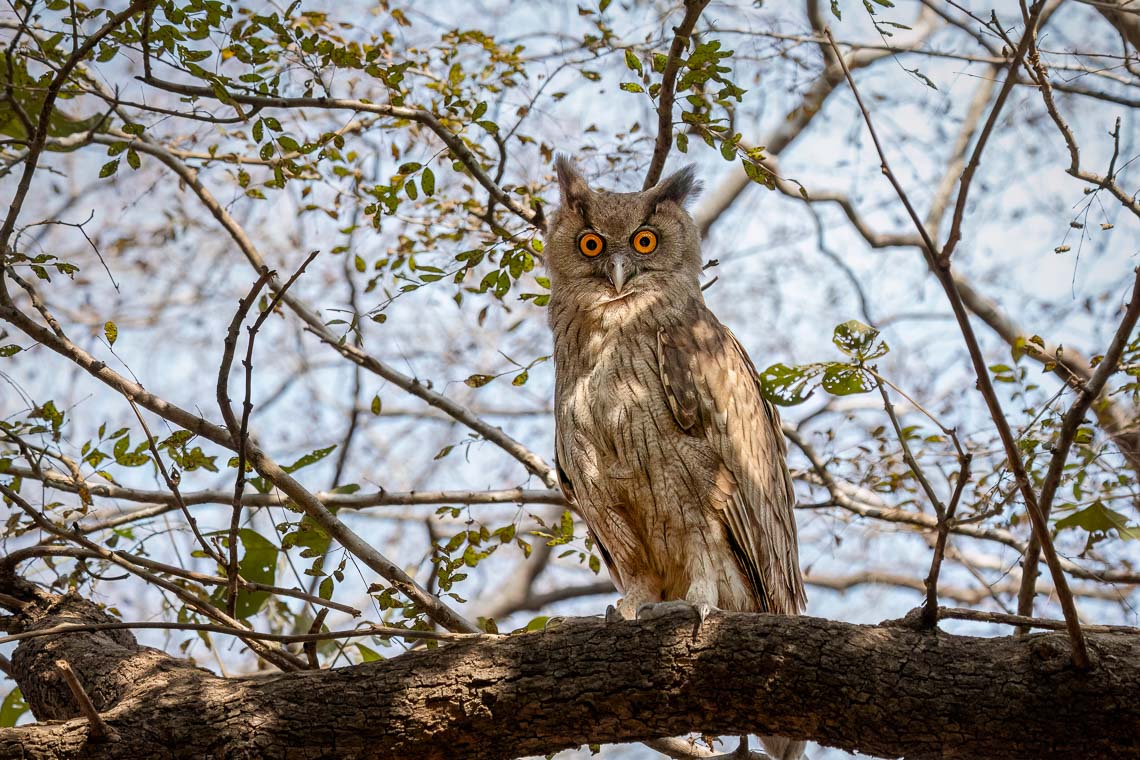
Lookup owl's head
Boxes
[544,156,703,309]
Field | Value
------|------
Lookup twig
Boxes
[2,544,362,616]
[870,372,973,626]
[125,399,224,566]
[218,268,274,617]
[55,659,113,741]
[692,6,940,236]
[938,606,1136,635]
[0,482,306,671]
[923,453,972,627]
[824,19,1090,669]
[131,74,538,226]
[642,0,710,189]
[3,464,566,521]
[116,132,556,488]
[939,6,1042,264]
[304,608,329,669]
[876,380,946,519]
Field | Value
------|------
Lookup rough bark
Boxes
[2,579,1138,760]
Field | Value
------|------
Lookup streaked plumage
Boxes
[544,156,806,620]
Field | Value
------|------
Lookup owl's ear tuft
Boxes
[651,164,702,209]
[555,154,591,217]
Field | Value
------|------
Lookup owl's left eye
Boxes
[631,229,658,254]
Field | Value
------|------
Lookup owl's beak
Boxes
[606,254,631,294]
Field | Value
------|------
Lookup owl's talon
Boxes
[604,604,624,623]
[634,600,720,641]
[635,599,703,622]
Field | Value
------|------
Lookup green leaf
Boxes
[218,529,278,619]
[0,688,27,728]
[126,148,140,170]
[421,167,435,196]
[283,445,336,474]
[720,137,736,161]
[820,364,874,396]
[619,82,644,93]
[525,615,549,631]
[0,344,21,357]
[99,159,119,178]
[356,643,384,662]
[281,515,332,557]
[760,362,822,406]
[370,395,382,415]
[1055,501,1139,540]
[624,49,643,75]
[832,320,888,360]
[104,321,118,346]
[465,374,494,388]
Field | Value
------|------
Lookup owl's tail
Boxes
[759,735,807,760]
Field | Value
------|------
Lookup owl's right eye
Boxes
[577,231,605,258]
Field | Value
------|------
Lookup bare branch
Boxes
[822,15,1091,669]
[54,660,112,742]
[693,6,940,237]
[0,483,306,671]
[3,544,361,616]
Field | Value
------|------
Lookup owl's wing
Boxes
[657,314,806,614]
[554,436,624,595]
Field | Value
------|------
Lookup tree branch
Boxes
[1017,266,1140,623]
[823,15,1092,670]
[2,585,1137,760]
[642,0,710,189]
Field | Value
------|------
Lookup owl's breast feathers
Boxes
[553,305,806,616]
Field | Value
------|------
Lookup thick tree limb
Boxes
[1,584,1137,760]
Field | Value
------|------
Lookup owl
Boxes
[545,156,806,622]
[545,157,806,758]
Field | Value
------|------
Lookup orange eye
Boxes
[578,231,605,258]
[631,229,658,254]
